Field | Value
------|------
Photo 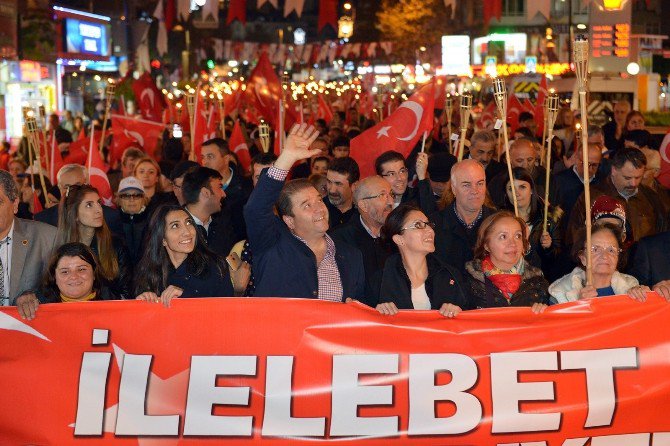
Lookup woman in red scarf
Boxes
[464,211,549,312]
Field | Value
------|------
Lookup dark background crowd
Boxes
[4,99,670,320]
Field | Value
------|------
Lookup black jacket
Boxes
[330,216,391,306]
[167,258,234,298]
[222,169,252,241]
[119,209,149,265]
[191,210,237,259]
[431,203,497,273]
[244,170,365,300]
[90,235,133,300]
[324,197,358,231]
[35,204,124,239]
[627,231,670,287]
[464,259,549,309]
[378,253,469,310]
[487,166,554,209]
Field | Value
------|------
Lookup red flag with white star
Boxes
[350,80,435,178]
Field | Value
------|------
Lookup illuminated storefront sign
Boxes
[471,63,571,77]
[589,0,632,72]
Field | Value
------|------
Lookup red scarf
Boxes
[481,256,522,300]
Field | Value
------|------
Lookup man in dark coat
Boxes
[244,124,365,300]
[324,156,360,230]
[431,159,497,273]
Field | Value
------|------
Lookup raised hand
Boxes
[275,124,321,170]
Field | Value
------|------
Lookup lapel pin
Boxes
[22,240,28,246]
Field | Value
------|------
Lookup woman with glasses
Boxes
[115,177,149,264]
[375,204,468,317]
[549,223,647,303]
[465,211,549,312]
[57,184,132,299]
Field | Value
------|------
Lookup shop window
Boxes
[502,0,525,17]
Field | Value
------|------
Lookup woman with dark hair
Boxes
[464,211,549,311]
[134,204,237,305]
[549,223,647,303]
[39,242,112,303]
[57,184,132,299]
[503,167,563,277]
[375,204,468,316]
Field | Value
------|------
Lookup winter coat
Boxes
[548,266,639,304]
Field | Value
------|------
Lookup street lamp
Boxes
[338,2,355,40]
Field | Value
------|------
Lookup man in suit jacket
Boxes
[0,170,58,319]
[627,231,670,287]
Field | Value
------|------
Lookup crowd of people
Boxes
[3,98,670,321]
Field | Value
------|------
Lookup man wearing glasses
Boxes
[331,176,394,305]
[116,177,149,264]
[375,151,415,209]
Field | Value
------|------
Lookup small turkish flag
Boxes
[476,101,497,130]
[49,131,64,184]
[229,120,251,173]
[317,92,334,124]
[350,80,436,178]
[86,127,114,207]
[132,72,165,122]
[507,94,531,134]
[109,114,165,165]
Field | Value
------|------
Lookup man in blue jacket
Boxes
[244,124,365,301]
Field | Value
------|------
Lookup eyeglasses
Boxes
[361,190,391,201]
[587,162,600,170]
[590,245,622,257]
[119,193,144,200]
[381,168,409,179]
[401,220,435,232]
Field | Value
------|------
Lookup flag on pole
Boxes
[86,126,114,207]
[229,120,252,173]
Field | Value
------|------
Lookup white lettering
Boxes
[182,356,256,436]
[330,354,398,437]
[560,347,638,428]
[74,352,111,435]
[115,354,179,435]
[262,356,326,436]
[491,352,560,433]
[79,23,101,38]
[408,353,481,435]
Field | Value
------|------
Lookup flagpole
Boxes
[87,122,95,184]
[25,116,49,205]
[457,92,472,162]
[38,105,50,175]
[420,131,428,153]
[186,90,196,162]
[445,94,454,155]
[98,82,116,159]
[493,76,519,217]
[217,93,226,140]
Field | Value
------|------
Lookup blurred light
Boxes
[207,59,215,69]
[626,62,640,75]
[343,2,352,10]
[577,23,587,30]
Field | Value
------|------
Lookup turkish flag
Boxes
[476,101,497,130]
[657,132,670,189]
[350,80,435,178]
[49,131,64,184]
[226,0,246,25]
[245,52,282,127]
[86,128,114,206]
[132,72,165,122]
[229,120,251,173]
[109,114,165,164]
[318,0,338,33]
[65,132,99,166]
[507,94,531,134]
[483,0,502,25]
[223,88,241,117]
[433,75,447,109]
[191,89,217,161]
[316,92,334,124]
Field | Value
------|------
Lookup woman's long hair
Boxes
[502,167,541,221]
[133,204,226,296]
[41,242,102,303]
[57,184,118,281]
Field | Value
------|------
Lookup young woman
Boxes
[503,167,562,276]
[57,184,131,299]
[39,242,112,303]
[375,204,468,317]
[549,223,647,303]
[133,157,176,215]
[464,211,549,312]
[134,204,245,305]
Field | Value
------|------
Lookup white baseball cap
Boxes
[118,176,145,194]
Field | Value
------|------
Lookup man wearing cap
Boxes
[421,151,457,207]
[116,176,149,264]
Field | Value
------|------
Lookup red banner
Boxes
[2,296,670,444]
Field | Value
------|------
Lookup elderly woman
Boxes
[39,242,112,303]
[464,211,549,312]
[115,176,149,264]
[134,204,248,305]
[549,223,648,303]
[375,204,468,317]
